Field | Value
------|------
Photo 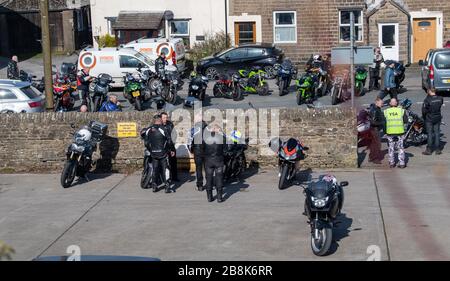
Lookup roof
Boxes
[367,0,410,18]
[112,11,165,30]
[0,0,89,13]
[0,79,30,88]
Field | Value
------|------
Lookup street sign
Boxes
[331,46,374,66]
[117,122,137,138]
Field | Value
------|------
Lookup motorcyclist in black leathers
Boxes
[143,115,174,193]
[189,116,208,191]
[7,56,19,80]
[203,123,227,203]
[155,52,168,77]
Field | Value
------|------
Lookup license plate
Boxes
[443,79,450,84]
[132,91,140,97]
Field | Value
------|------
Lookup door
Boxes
[378,23,399,61]
[217,48,248,74]
[413,18,437,63]
[234,22,256,46]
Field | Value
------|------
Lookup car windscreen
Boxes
[434,52,450,69]
[21,86,41,99]
[135,52,154,66]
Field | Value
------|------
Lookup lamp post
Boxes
[350,11,355,109]
[39,0,54,109]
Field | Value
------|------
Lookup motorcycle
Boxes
[188,74,209,101]
[270,138,308,190]
[303,175,348,256]
[53,75,77,112]
[309,67,330,98]
[357,105,373,148]
[296,72,315,105]
[224,139,249,182]
[401,99,428,147]
[237,66,270,96]
[89,73,114,112]
[140,129,171,190]
[60,121,108,188]
[156,70,178,104]
[212,73,242,101]
[123,71,152,111]
[19,70,45,92]
[330,69,350,105]
[274,60,297,96]
[355,66,368,96]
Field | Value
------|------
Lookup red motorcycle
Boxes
[53,75,76,112]
[212,73,242,101]
[357,107,372,147]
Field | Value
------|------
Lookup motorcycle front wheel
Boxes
[279,80,285,96]
[278,164,289,190]
[93,95,101,112]
[296,91,303,105]
[232,86,242,101]
[134,97,143,111]
[61,160,77,188]
[257,82,270,96]
[330,85,339,105]
[311,225,333,256]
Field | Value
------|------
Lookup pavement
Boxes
[2,56,450,261]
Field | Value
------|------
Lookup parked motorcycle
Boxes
[53,75,77,112]
[303,174,348,256]
[330,69,350,105]
[212,73,242,101]
[270,138,308,190]
[89,73,114,112]
[19,70,45,92]
[401,99,428,147]
[310,67,330,98]
[274,60,297,96]
[61,121,108,188]
[156,70,178,104]
[123,71,152,111]
[224,138,249,182]
[355,66,368,96]
[296,72,315,105]
[237,66,270,96]
[188,72,208,101]
[357,105,373,148]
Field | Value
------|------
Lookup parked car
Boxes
[0,80,46,113]
[420,48,450,94]
[196,44,284,79]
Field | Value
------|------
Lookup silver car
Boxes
[0,79,46,113]
[420,48,450,94]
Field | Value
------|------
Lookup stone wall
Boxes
[0,108,357,173]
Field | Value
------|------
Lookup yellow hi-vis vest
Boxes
[384,107,405,135]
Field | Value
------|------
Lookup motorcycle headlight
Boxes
[311,196,329,208]
[172,80,178,85]
[192,85,199,90]
[281,69,291,74]
[71,143,85,153]
[408,116,414,123]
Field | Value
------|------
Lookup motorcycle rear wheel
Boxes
[61,160,77,188]
[311,226,333,256]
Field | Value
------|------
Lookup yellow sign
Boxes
[117,122,137,138]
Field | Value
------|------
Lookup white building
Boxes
[89,0,228,48]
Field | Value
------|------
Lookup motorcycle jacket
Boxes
[155,56,168,76]
[98,101,122,112]
[144,125,171,159]
[77,69,91,91]
[369,105,385,130]
[422,95,443,124]
[189,121,207,156]
[203,130,227,161]
[162,120,176,151]
[7,61,19,80]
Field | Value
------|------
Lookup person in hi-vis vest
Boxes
[384,98,409,169]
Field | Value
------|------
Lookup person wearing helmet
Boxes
[143,115,175,193]
[77,67,93,107]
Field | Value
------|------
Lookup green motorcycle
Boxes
[296,73,315,105]
[355,66,368,97]
[237,66,270,96]
[124,72,147,111]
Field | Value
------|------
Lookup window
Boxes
[273,11,297,43]
[236,22,255,45]
[381,25,395,47]
[221,48,247,60]
[434,53,450,69]
[105,17,117,35]
[120,56,144,68]
[339,10,363,42]
[247,48,265,58]
[21,87,40,99]
[0,89,17,100]
[76,10,85,31]
[170,20,190,36]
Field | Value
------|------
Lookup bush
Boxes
[188,32,231,66]
[97,34,117,48]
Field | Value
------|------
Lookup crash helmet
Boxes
[190,71,198,79]
[313,54,322,61]
[401,98,412,109]
[132,72,141,81]
[75,128,92,142]
[229,130,242,143]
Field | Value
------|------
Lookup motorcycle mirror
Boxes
[70,123,76,129]
[340,181,349,187]
[245,137,250,145]
[303,146,310,151]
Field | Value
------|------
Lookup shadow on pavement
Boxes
[327,213,354,256]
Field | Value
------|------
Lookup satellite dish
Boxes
[164,10,174,21]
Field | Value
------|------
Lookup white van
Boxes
[124,38,187,74]
[78,47,177,87]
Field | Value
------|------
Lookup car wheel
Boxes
[264,66,276,79]
[206,67,219,80]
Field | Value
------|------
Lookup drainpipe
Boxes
[407,14,411,65]
[225,0,229,48]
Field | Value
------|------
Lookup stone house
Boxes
[229,0,450,64]
[0,0,92,57]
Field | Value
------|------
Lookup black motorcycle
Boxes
[60,121,107,188]
[303,175,348,256]
[274,60,297,96]
[19,70,45,92]
[89,73,114,112]
[212,73,243,101]
[156,70,178,104]
[400,99,428,147]
[270,138,308,190]
[188,75,209,101]
[224,140,249,182]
